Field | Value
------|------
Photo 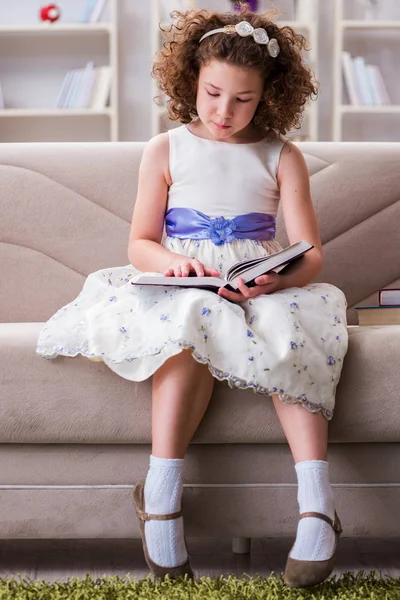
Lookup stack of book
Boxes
[79,0,108,23]
[56,63,111,109]
[355,288,400,326]
[341,51,390,106]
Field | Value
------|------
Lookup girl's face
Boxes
[196,59,264,142]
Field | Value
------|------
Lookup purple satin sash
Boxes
[165,208,276,246]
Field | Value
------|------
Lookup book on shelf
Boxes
[131,240,313,292]
[341,51,360,105]
[379,288,400,306]
[90,66,112,109]
[0,79,4,109]
[355,305,400,326]
[80,0,108,23]
[369,65,391,105]
[353,56,374,105]
[56,64,111,109]
[365,64,382,106]
[341,51,391,106]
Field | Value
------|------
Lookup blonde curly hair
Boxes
[152,8,318,136]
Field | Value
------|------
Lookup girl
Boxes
[37,8,348,588]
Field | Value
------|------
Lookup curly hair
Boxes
[152,8,318,136]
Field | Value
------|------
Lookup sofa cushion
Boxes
[2,143,400,326]
[1,322,399,444]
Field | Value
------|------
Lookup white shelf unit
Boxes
[332,1,400,141]
[150,0,319,140]
[0,0,119,142]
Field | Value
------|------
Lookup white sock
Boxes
[143,455,188,568]
[290,460,337,561]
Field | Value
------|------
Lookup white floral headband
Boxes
[198,21,280,58]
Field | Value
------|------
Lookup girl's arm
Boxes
[127,133,180,273]
[276,142,323,289]
[128,134,220,278]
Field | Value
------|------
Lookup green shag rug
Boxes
[1,572,400,600]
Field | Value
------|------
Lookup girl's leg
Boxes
[272,396,328,463]
[272,396,336,562]
[152,350,215,459]
[143,350,214,568]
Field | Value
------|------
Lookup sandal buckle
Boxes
[332,517,342,533]
[139,510,151,522]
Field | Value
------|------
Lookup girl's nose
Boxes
[217,101,234,119]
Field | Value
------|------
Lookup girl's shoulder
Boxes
[143,132,170,166]
[141,133,171,184]
[277,141,309,186]
[146,132,170,154]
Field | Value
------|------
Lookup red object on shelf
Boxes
[39,4,61,23]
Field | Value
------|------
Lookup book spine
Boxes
[370,65,391,105]
[75,62,95,108]
[352,56,374,105]
[79,0,97,23]
[0,78,4,109]
[379,289,400,306]
[56,71,71,108]
[90,66,112,109]
[341,51,360,106]
[70,69,84,109]
[64,70,80,108]
[365,64,381,105]
[80,63,96,108]
[89,0,108,23]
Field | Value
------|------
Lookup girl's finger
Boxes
[255,273,276,286]
[254,275,269,285]
[218,287,245,303]
[236,277,251,298]
[204,267,220,277]
[192,263,204,277]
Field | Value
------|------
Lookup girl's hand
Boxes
[218,272,284,302]
[164,257,220,278]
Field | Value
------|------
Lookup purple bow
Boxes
[165,208,276,246]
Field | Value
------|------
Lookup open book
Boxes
[131,240,313,292]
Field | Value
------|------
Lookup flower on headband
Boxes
[199,20,280,58]
[234,22,280,56]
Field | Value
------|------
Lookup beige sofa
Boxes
[1,142,399,542]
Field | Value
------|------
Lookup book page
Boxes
[226,241,312,283]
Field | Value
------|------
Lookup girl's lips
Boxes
[214,122,231,130]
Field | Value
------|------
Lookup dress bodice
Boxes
[167,125,285,219]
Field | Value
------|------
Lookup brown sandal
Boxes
[284,511,342,588]
[133,480,194,580]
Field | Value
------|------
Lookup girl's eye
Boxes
[237,98,251,103]
[207,92,219,97]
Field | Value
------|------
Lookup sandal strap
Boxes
[136,508,183,522]
[299,511,343,534]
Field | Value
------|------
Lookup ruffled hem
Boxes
[36,339,334,421]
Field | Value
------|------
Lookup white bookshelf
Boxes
[0,0,119,142]
[150,0,319,140]
[332,0,400,141]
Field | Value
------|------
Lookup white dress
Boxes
[37,126,348,420]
